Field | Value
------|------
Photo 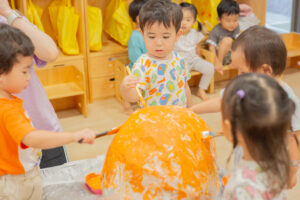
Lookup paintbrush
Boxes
[125,66,147,108]
[78,126,121,143]
[202,131,223,138]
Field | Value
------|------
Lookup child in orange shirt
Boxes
[0,24,96,200]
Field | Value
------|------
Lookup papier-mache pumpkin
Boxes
[99,106,219,199]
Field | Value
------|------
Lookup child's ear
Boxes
[139,29,146,40]
[222,119,233,143]
[258,64,273,76]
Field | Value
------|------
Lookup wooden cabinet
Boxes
[13,0,88,116]
[84,0,129,102]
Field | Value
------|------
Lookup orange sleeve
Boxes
[3,106,36,147]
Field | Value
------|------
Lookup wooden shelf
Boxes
[44,83,84,100]
[281,32,300,69]
[55,50,84,62]
[88,37,128,57]
[282,33,300,56]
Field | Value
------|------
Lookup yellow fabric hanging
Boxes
[48,0,62,39]
[27,0,44,32]
[10,0,15,9]
[171,0,219,31]
[104,0,133,46]
[192,0,221,31]
[87,5,102,51]
[49,0,79,55]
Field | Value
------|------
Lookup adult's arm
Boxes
[0,0,58,62]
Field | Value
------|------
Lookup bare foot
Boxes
[215,61,224,75]
[196,88,209,101]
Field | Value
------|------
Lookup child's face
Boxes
[142,22,181,60]
[219,14,239,32]
[0,55,32,94]
[231,48,251,75]
[231,48,274,76]
[181,9,195,35]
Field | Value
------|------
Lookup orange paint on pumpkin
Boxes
[100,106,219,199]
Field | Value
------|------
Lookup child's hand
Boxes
[75,128,96,144]
[123,75,139,89]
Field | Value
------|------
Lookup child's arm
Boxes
[120,75,140,103]
[22,128,96,149]
[208,44,223,75]
[185,84,193,108]
[190,97,221,114]
[217,37,233,66]
[0,1,58,62]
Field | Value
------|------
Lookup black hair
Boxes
[129,0,149,23]
[217,0,240,18]
[222,73,295,193]
[232,25,287,76]
[0,23,34,74]
[139,0,183,33]
[179,2,202,31]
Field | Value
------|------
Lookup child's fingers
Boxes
[77,129,96,144]
[125,76,139,88]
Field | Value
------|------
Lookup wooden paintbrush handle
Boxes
[125,66,147,107]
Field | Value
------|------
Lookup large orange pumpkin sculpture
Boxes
[100,106,219,199]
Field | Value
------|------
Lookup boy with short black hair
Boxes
[0,23,96,200]
[207,0,240,74]
[121,0,192,107]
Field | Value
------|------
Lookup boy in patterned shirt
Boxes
[121,0,192,107]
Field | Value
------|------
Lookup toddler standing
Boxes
[121,0,192,107]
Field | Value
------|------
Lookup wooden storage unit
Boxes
[84,0,129,102]
[14,0,88,116]
[35,66,87,115]
[281,32,300,69]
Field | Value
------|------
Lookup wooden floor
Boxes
[58,67,300,199]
